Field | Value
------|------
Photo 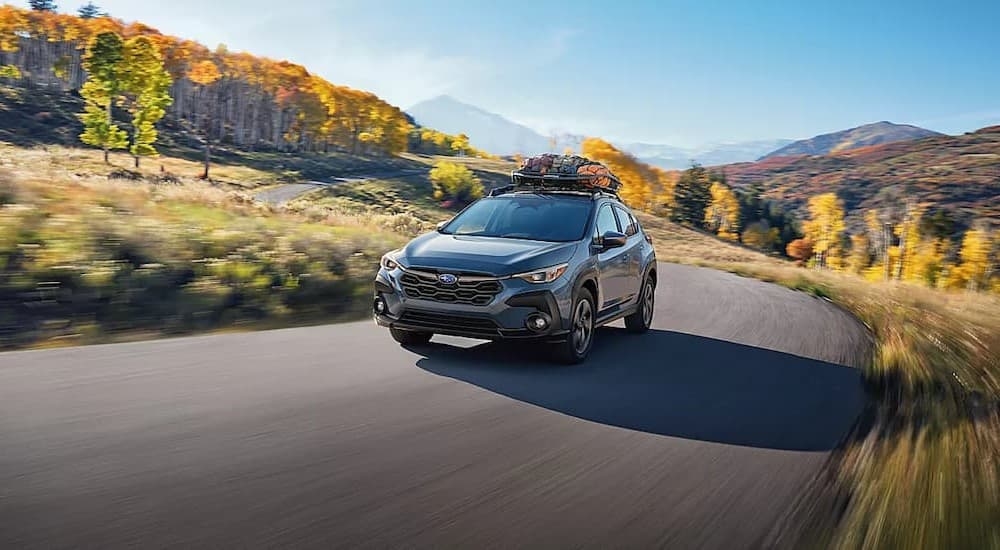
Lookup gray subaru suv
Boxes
[373,182,657,363]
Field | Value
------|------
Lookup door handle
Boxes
[620,255,629,264]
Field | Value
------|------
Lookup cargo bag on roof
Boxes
[512,154,622,193]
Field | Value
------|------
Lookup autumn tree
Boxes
[893,203,926,280]
[580,137,654,208]
[119,36,172,168]
[704,182,740,239]
[671,164,712,227]
[450,133,470,156]
[956,226,996,291]
[79,31,127,163]
[29,0,57,11]
[907,238,947,286]
[787,238,815,266]
[864,209,893,280]
[847,234,871,275]
[741,220,780,252]
[187,58,221,178]
[77,2,103,19]
[803,193,846,269]
[430,161,483,206]
[0,4,417,158]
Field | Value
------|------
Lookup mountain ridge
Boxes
[723,125,1000,225]
[761,121,944,159]
[406,95,794,167]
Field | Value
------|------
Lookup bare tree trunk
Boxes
[883,223,892,281]
[202,137,211,179]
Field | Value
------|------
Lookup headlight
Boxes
[513,263,568,284]
[380,250,401,271]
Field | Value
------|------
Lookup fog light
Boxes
[526,313,551,332]
[374,296,386,315]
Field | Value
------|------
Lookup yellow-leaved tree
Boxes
[954,227,996,291]
[704,182,740,240]
[847,233,871,275]
[580,137,654,209]
[803,193,846,269]
[894,203,926,281]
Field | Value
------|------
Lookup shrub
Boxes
[429,161,482,205]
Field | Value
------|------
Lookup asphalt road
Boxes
[0,263,869,549]
[254,169,426,205]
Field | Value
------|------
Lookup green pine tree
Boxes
[29,0,58,11]
[77,2,103,18]
[671,163,713,228]
[119,36,173,168]
[78,32,127,163]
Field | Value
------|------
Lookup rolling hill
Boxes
[724,125,1000,225]
[761,121,943,159]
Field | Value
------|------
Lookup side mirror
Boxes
[597,231,627,250]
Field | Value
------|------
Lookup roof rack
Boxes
[489,182,620,200]
[501,170,622,199]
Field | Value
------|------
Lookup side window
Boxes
[594,205,620,238]
[615,206,638,236]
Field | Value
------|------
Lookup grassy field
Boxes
[0,144,407,348]
[286,154,516,236]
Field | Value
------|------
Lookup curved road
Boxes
[0,263,868,549]
[255,169,427,205]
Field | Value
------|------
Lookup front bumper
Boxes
[373,267,571,341]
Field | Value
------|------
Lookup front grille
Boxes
[399,310,500,338]
[400,270,502,306]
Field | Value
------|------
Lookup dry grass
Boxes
[0,145,407,348]
[644,221,1000,549]
[0,143,288,189]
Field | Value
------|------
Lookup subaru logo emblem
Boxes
[438,273,458,285]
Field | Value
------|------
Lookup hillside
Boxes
[724,125,1000,224]
[761,121,943,159]
[0,5,470,162]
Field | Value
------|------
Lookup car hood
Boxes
[400,232,579,276]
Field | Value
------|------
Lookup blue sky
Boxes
[22,0,1000,146]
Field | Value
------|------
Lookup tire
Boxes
[625,275,655,334]
[551,288,596,364]
[390,327,433,346]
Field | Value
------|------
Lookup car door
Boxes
[613,204,644,304]
[593,203,629,311]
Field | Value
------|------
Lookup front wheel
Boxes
[550,288,596,364]
[624,275,655,333]
[390,327,433,346]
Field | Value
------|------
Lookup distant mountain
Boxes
[406,95,790,165]
[761,121,943,159]
[406,95,551,155]
[724,125,1000,225]
[623,139,795,169]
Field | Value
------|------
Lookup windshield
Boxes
[440,195,594,242]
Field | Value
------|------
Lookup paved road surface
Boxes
[0,263,868,549]
[254,169,425,205]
